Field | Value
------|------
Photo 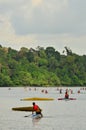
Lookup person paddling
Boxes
[65,90,69,99]
[32,102,43,117]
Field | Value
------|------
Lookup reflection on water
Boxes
[0,87,86,130]
[32,118,41,126]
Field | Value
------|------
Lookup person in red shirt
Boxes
[65,90,69,99]
[32,102,43,117]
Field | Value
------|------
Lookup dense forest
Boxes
[0,44,86,87]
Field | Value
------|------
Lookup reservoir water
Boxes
[0,87,86,130]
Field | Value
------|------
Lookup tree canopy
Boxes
[0,45,86,87]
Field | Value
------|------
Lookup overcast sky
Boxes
[0,0,86,55]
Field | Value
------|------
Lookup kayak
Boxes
[32,114,42,119]
[12,106,34,111]
[58,98,76,100]
[12,106,42,112]
[21,97,54,101]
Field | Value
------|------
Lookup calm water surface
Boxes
[0,87,86,130]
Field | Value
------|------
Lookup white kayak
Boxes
[32,114,42,119]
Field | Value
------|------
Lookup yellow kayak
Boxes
[12,106,42,112]
[20,97,54,101]
[12,106,33,111]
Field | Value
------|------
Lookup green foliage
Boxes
[0,45,86,87]
[0,74,13,86]
[26,51,34,62]
[45,47,55,58]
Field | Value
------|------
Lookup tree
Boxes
[0,74,13,86]
[45,47,55,58]
[64,46,72,55]
[26,51,34,62]
[55,51,60,61]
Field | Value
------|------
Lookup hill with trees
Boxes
[0,45,86,87]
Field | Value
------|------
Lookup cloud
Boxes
[32,0,43,7]
[0,0,86,55]
[7,0,85,36]
[9,0,69,35]
[1,0,86,35]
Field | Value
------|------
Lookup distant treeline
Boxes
[0,45,86,87]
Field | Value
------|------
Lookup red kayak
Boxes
[58,98,76,100]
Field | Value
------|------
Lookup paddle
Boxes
[24,114,32,117]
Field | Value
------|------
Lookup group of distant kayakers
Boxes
[23,86,85,95]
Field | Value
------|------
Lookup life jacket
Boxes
[65,93,69,98]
